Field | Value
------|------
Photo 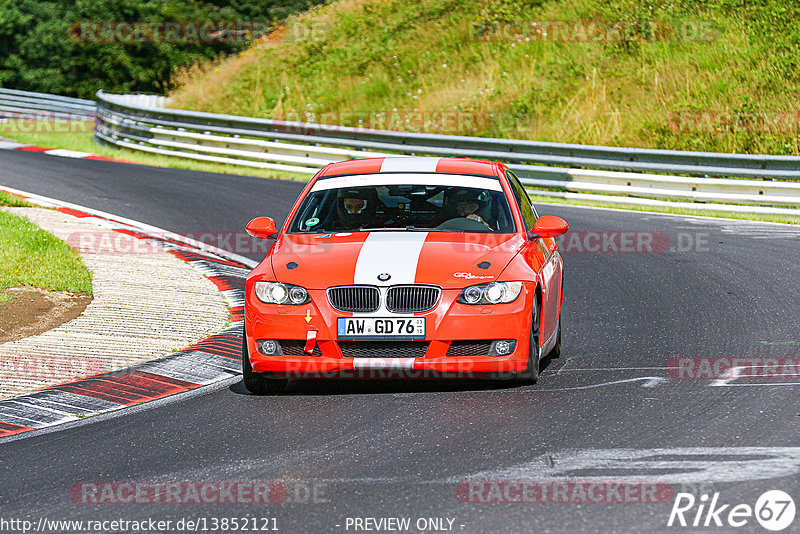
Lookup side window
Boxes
[506,171,537,229]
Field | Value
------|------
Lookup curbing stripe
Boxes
[0,188,254,440]
[229,306,245,322]
[7,390,119,413]
[0,141,134,164]
[135,351,240,384]
[205,275,245,293]
[58,381,161,405]
[185,338,242,361]
[0,403,75,424]
[0,410,52,427]
[56,207,94,218]
[186,258,253,276]
[0,141,27,150]
[221,288,246,308]
[43,149,95,158]
[0,422,33,437]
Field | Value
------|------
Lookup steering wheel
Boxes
[435,217,492,232]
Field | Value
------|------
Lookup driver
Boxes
[336,188,377,230]
[449,189,492,229]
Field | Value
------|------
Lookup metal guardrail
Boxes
[95,91,800,180]
[94,90,800,212]
[0,88,96,120]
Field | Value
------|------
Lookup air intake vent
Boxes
[386,285,440,313]
[279,340,322,357]
[327,286,380,313]
[338,341,429,358]
[446,340,493,357]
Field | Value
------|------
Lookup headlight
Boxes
[254,282,310,304]
[457,281,523,305]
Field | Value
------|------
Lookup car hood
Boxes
[269,232,525,289]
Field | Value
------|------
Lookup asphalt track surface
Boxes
[2,150,800,533]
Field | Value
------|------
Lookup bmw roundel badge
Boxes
[377,273,391,281]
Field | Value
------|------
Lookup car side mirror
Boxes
[528,215,569,239]
[246,217,278,239]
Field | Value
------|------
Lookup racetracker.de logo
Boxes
[68,21,276,44]
[0,356,104,382]
[666,357,800,380]
[69,482,287,504]
[554,231,670,253]
[468,19,718,43]
[66,231,273,255]
[0,113,96,133]
[279,110,491,135]
[456,481,674,504]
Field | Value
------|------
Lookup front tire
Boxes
[242,331,288,394]
[517,294,541,384]
[549,314,561,359]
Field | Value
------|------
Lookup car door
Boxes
[506,171,562,345]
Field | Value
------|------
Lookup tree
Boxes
[0,0,324,98]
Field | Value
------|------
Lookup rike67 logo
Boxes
[668,490,795,531]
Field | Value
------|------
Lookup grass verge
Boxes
[0,203,93,304]
[0,192,34,208]
[171,0,800,155]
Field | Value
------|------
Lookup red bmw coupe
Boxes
[242,157,568,393]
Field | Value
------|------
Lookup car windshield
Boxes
[288,183,516,233]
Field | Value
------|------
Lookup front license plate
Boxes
[337,317,425,339]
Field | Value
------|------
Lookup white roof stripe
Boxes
[311,173,502,192]
[380,156,440,172]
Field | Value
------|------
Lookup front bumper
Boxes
[245,287,534,378]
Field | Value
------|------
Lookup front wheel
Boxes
[242,332,288,394]
[548,314,561,359]
[517,295,541,384]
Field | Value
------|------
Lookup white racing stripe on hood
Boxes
[380,157,440,172]
[354,232,428,285]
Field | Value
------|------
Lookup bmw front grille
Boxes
[327,284,441,313]
[327,286,381,313]
[386,285,440,313]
